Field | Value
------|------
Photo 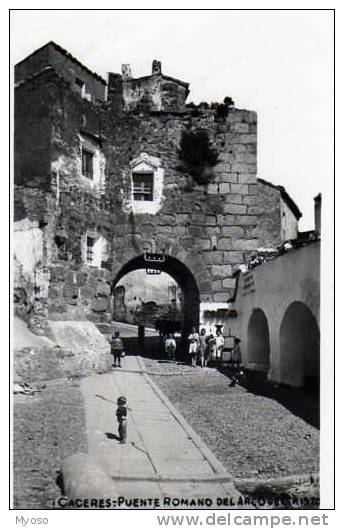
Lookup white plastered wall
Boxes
[280,198,298,242]
[13,218,44,279]
[81,233,107,268]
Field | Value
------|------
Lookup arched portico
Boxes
[234,243,320,387]
[279,301,320,387]
[247,308,271,373]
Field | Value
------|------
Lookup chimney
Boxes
[121,64,132,81]
[152,60,162,75]
[314,193,321,237]
[107,73,124,108]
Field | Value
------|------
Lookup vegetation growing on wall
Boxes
[186,97,235,120]
[178,130,219,185]
[215,97,235,119]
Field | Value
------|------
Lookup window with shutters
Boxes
[79,132,105,188]
[82,149,94,179]
[132,172,154,201]
[54,235,68,261]
[127,153,164,214]
[86,236,95,263]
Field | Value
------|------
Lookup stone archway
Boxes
[247,308,271,373]
[112,254,200,353]
[279,301,320,387]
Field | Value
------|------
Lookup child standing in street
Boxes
[116,396,128,444]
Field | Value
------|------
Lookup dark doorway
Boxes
[247,308,271,373]
[279,301,320,388]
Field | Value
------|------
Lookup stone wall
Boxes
[47,78,113,322]
[161,76,189,112]
[14,341,112,383]
[13,317,112,382]
[254,181,281,248]
[14,70,259,325]
[14,70,52,189]
[255,179,301,247]
[122,75,162,112]
[14,70,114,325]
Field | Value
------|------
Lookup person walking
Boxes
[188,327,199,367]
[165,333,177,362]
[215,329,224,367]
[207,333,217,366]
[198,328,207,367]
[111,331,124,368]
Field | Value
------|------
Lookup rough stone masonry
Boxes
[14,41,301,339]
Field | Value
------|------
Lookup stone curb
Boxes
[109,474,236,484]
[111,366,212,377]
[136,355,234,481]
[235,472,320,491]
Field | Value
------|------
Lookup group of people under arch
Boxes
[164,326,242,368]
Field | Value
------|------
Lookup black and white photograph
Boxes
[10,9,334,514]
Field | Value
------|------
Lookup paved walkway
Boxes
[76,355,241,508]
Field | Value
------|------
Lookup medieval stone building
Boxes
[14,41,302,348]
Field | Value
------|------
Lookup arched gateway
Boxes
[112,254,200,343]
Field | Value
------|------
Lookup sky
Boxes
[11,10,333,230]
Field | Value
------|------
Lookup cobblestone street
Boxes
[142,357,319,481]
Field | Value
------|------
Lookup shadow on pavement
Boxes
[105,432,120,441]
[123,342,320,430]
[218,366,320,430]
